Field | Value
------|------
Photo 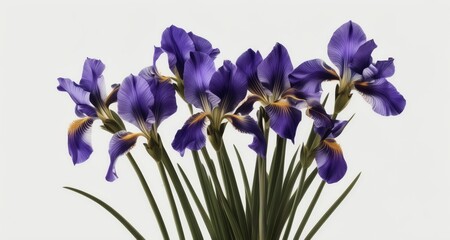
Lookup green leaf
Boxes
[233,145,252,214]
[63,186,145,240]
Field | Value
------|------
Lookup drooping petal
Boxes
[184,52,220,110]
[148,79,177,127]
[161,25,195,78]
[210,60,247,113]
[118,74,155,131]
[354,78,406,116]
[188,31,220,58]
[172,113,208,156]
[235,95,264,115]
[226,114,267,156]
[107,131,141,182]
[257,43,293,98]
[349,39,377,73]
[265,101,302,142]
[236,49,270,97]
[327,21,366,75]
[374,58,395,79]
[79,58,107,107]
[68,117,94,165]
[315,139,347,184]
[57,77,96,117]
[289,59,339,95]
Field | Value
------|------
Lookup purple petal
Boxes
[316,139,347,184]
[329,120,349,138]
[172,113,208,156]
[349,40,377,73]
[226,115,267,157]
[354,78,406,116]
[57,77,96,117]
[235,95,263,115]
[188,32,220,58]
[68,117,94,165]
[105,84,120,107]
[184,52,219,110]
[210,60,247,113]
[236,49,270,97]
[107,131,140,182]
[265,101,302,142]
[118,74,155,131]
[289,59,339,95]
[161,25,195,78]
[79,58,107,106]
[257,43,293,97]
[148,79,177,127]
[306,101,333,129]
[374,58,395,79]
[327,21,366,75]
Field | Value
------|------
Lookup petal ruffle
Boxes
[315,139,347,184]
[289,59,339,94]
[210,60,247,113]
[172,113,208,156]
[327,21,366,75]
[226,114,267,157]
[149,78,177,127]
[161,25,195,78]
[118,74,155,131]
[57,77,96,117]
[68,117,94,165]
[107,131,140,182]
[265,101,302,142]
[349,39,377,73]
[354,78,406,116]
[188,31,220,58]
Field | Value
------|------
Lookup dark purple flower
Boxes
[107,131,142,182]
[172,52,266,156]
[290,21,406,116]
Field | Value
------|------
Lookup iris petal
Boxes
[79,58,107,107]
[289,59,339,95]
[68,117,94,165]
[107,131,140,182]
[161,25,195,78]
[236,49,270,97]
[226,115,267,157]
[374,58,395,79]
[149,78,177,127]
[354,78,406,116]
[316,139,347,184]
[57,77,96,117]
[172,113,208,156]
[235,95,264,115]
[327,21,366,75]
[349,39,377,73]
[265,101,302,142]
[118,74,155,131]
[306,101,333,129]
[188,31,220,58]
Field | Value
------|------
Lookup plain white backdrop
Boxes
[1,0,450,239]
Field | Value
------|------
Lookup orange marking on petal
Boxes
[189,113,208,125]
[323,139,343,154]
[68,117,92,135]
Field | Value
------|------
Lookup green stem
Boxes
[282,166,307,240]
[258,155,266,240]
[126,153,169,240]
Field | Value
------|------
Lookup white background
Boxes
[1,0,450,239]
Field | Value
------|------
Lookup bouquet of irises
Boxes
[58,21,405,240]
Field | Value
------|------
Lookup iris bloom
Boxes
[306,102,348,183]
[171,52,266,156]
[290,21,406,116]
[236,43,318,142]
[57,58,119,165]
[106,72,177,181]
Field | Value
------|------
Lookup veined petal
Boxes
[79,58,107,106]
[149,78,177,127]
[236,49,269,97]
[226,114,267,157]
[354,78,406,116]
[257,43,293,97]
[210,60,247,113]
[161,25,195,78]
[235,95,264,115]
[68,117,94,165]
[329,119,349,138]
[349,39,377,73]
[184,52,218,110]
[118,74,155,131]
[172,113,208,156]
[306,101,333,129]
[289,59,339,96]
[105,84,120,107]
[316,139,347,184]
[188,31,220,58]
[57,77,96,117]
[107,131,141,182]
[265,101,302,142]
[374,58,395,79]
[328,21,367,75]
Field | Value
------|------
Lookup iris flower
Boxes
[171,52,266,157]
[236,43,318,142]
[290,21,406,116]
[106,72,177,181]
[57,58,119,165]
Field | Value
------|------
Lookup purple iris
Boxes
[235,43,318,142]
[106,72,177,181]
[306,102,348,183]
[171,52,266,157]
[290,21,406,116]
[57,58,119,165]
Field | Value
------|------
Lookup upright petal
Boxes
[107,131,141,182]
[265,101,302,142]
[289,59,339,94]
[327,21,366,75]
[210,60,247,113]
[354,78,406,116]
[349,39,377,73]
[184,52,220,110]
[257,43,293,98]
[68,117,94,165]
[118,74,155,131]
[57,77,96,117]
[79,58,107,106]
[161,25,195,78]
[105,84,120,107]
[374,58,395,79]
[236,49,269,97]
[149,79,177,127]
[172,113,208,156]
[315,139,347,184]
[188,32,220,58]
[226,114,267,157]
